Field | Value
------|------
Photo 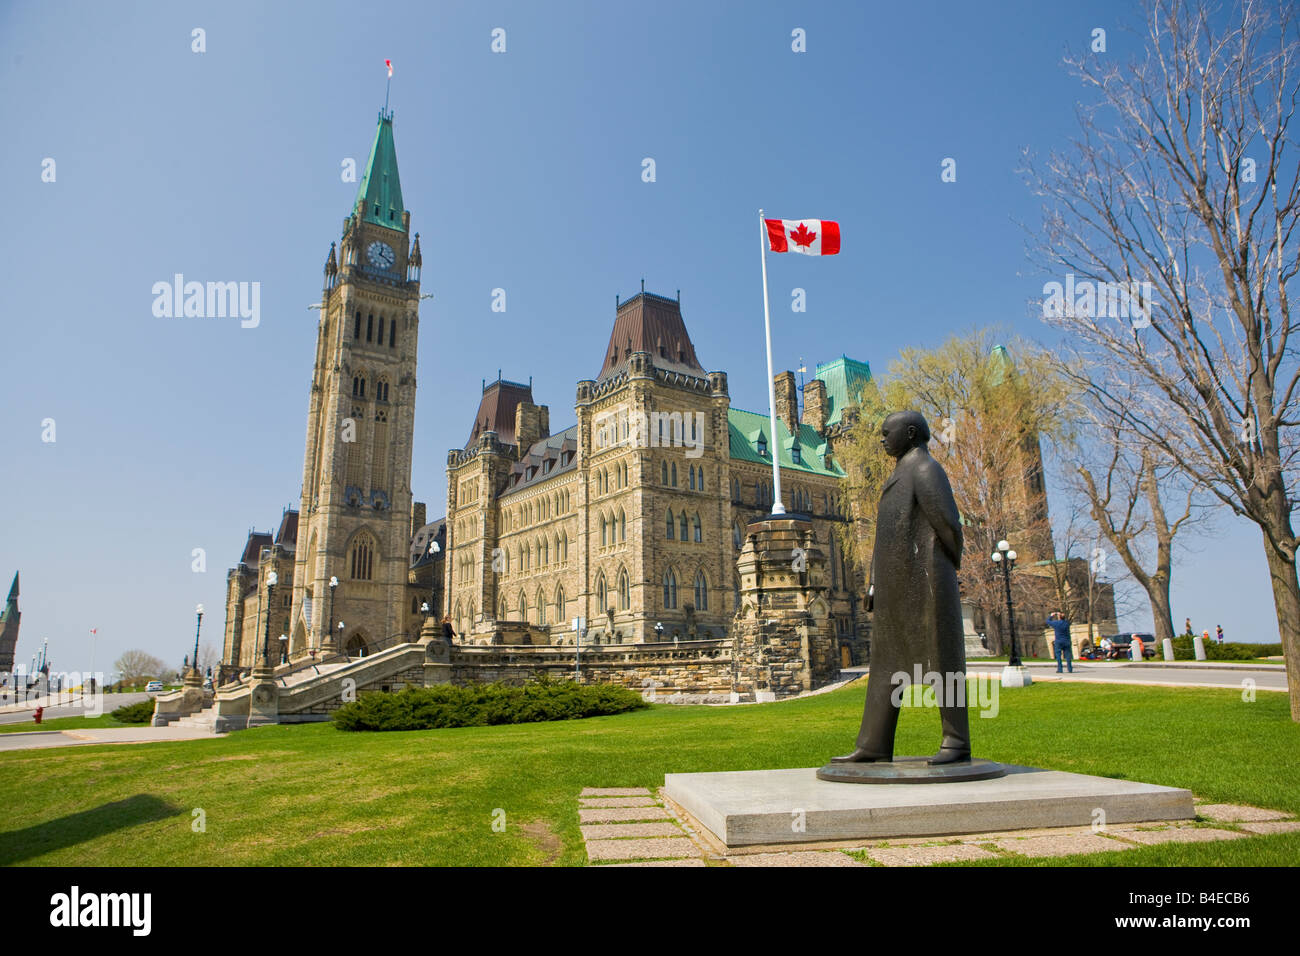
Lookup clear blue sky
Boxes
[0,0,1272,677]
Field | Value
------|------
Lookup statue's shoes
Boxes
[928,748,972,765]
[829,749,890,763]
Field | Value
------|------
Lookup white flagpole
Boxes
[758,210,786,516]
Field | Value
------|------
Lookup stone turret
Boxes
[730,515,838,700]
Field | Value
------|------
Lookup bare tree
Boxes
[113,650,164,687]
[1025,0,1300,716]
[1074,405,1211,647]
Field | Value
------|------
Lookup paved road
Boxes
[967,660,1288,691]
[845,660,1288,692]
[0,692,150,725]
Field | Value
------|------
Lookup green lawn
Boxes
[0,715,138,734]
[0,679,1296,867]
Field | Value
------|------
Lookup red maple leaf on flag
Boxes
[788,222,817,247]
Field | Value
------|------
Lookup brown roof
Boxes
[274,510,299,551]
[240,532,273,566]
[598,291,705,381]
[466,377,534,449]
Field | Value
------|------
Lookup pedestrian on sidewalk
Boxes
[1047,612,1074,674]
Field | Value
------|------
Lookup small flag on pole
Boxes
[385,59,393,77]
[765,218,840,256]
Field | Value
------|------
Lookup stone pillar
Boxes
[730,514,838,701]
[420,615,452,686]
[245,659,279,728]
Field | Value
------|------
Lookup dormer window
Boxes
[757,436,767,457]
[791,444,802,465]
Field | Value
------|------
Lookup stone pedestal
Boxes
[664,765,1195,848]
[419,616,452,686]
[1000,665,1032,687]
[245,665,279,728]
[730,514,838,701]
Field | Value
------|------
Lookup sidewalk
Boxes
[0,725,224,752]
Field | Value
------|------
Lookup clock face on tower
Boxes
[366,241,395,270]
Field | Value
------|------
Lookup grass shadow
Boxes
[0,794,181,865]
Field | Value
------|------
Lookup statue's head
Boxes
[880,410,930,459]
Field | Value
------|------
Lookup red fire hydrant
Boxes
[33,705,44,724]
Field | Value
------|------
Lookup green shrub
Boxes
[331,679,650,732]
[110,700,156,724]
[1169,636,1282,661]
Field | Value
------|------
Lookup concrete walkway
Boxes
[0,725,224,752]
[577,788,1300,866]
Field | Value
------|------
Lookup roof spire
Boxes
[355,110,405,229]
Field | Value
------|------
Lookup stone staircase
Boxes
[174,706,218,730]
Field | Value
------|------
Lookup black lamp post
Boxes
[279,634,289,665]
[991,539,1021,666]
[191,603,204,679]
[654,621,664,642]
[326,575,339,656]
[261,570,278,667]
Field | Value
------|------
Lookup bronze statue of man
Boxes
[834,410,971,765]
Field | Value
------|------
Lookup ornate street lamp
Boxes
[279,634,289,665]
[325,575,339,656]
[991,539,1030,687]
[190,604,204,681]
[654,622,664,641]
[261,570,278,667]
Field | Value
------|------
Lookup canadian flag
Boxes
[765,218,840,256]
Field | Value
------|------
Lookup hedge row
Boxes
[1171,636,1283,661]
[111,700,156,723]
[331,679,649,732]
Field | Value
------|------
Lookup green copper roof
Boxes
[814,356,872,426]
[988,344,1014,386]
[727,407,844,477]
[355,111,405,229]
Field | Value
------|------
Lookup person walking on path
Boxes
[1184,617,1193,637]
[1047,612,1073,674]
[1216,625,1224,644]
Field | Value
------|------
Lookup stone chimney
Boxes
[773,371,798,436]
[801,379,828,434]
[411,501,427,538]
[515,402,550,456]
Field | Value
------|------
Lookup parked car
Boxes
[1102,633,1157,660]
[144,680,164,693]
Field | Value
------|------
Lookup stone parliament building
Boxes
[216,107,872,706]
[199,106,1085,728]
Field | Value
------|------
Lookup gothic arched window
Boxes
[679,512,689,541]
[663,569,678,609]
[618,568,630,609]
[693,514,702,543]
[596,572,608,612]
[666,509,675,540]
[349,535,375,581]
[694,570,708,610]
[389,318,397,348]
[366,313,374,342]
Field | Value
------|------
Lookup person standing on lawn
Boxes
[1216,625,1224,644]
[1047,611,1073,674]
